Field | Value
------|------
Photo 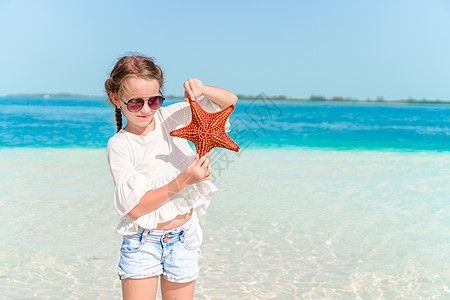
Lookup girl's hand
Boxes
[177,153,212,186]
[184,78,203,102]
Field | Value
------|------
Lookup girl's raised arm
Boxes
[184,78,238,109]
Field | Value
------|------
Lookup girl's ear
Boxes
[110,92,119,106]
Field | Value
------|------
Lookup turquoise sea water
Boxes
[1,96,449,151]
[0,97,449,298]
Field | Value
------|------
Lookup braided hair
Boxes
[114,106,123,133]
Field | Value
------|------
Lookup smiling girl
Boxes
[105,55,237,300]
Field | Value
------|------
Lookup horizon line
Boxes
[1,92,449,103]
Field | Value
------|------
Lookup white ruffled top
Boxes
[106,96,230,240]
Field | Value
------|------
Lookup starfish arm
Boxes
[189,101,213,129]
[170,125,201,145]
[196,138,215,158]
[210,131,240,152]
[209,106,234,127]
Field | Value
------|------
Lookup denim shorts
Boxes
[118,218,199,283]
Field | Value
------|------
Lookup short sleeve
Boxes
[106,137,149,219]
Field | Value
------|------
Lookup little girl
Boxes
[105,55,237,300]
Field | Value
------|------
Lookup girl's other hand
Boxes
[184,78,203,102]
[178,153,212,186]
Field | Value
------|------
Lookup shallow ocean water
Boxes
[1,97,449,151]
[1,147,449,299]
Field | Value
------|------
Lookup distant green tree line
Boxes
[233,94,449,104]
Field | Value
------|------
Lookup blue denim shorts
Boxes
[118,219,199,283]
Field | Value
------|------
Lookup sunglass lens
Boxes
[127,98,144,112]
[149,96,164,109]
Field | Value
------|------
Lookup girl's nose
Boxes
[141,101,152,113]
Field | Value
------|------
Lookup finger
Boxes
[189,154,199,166]
[204,168,212,180]
[197,153,208,168]
[195,80,202,99]
[191,78,202,100]
[203,165,211,178]
[195,153,209,168]
[192,88,200,100]
[192,79,201,98]
[184,82,196,101]
[195,88,201,100]
[201,156,210,168]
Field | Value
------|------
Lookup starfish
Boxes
[170,99,240,157]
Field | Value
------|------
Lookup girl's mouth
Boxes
[137,115,151,119]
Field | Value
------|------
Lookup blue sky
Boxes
[1,0,449,100]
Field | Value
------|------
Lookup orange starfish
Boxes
[170,99,240,157]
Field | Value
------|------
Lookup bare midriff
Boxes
[154,210,192,230]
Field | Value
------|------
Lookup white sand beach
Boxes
[1,147,449,299]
